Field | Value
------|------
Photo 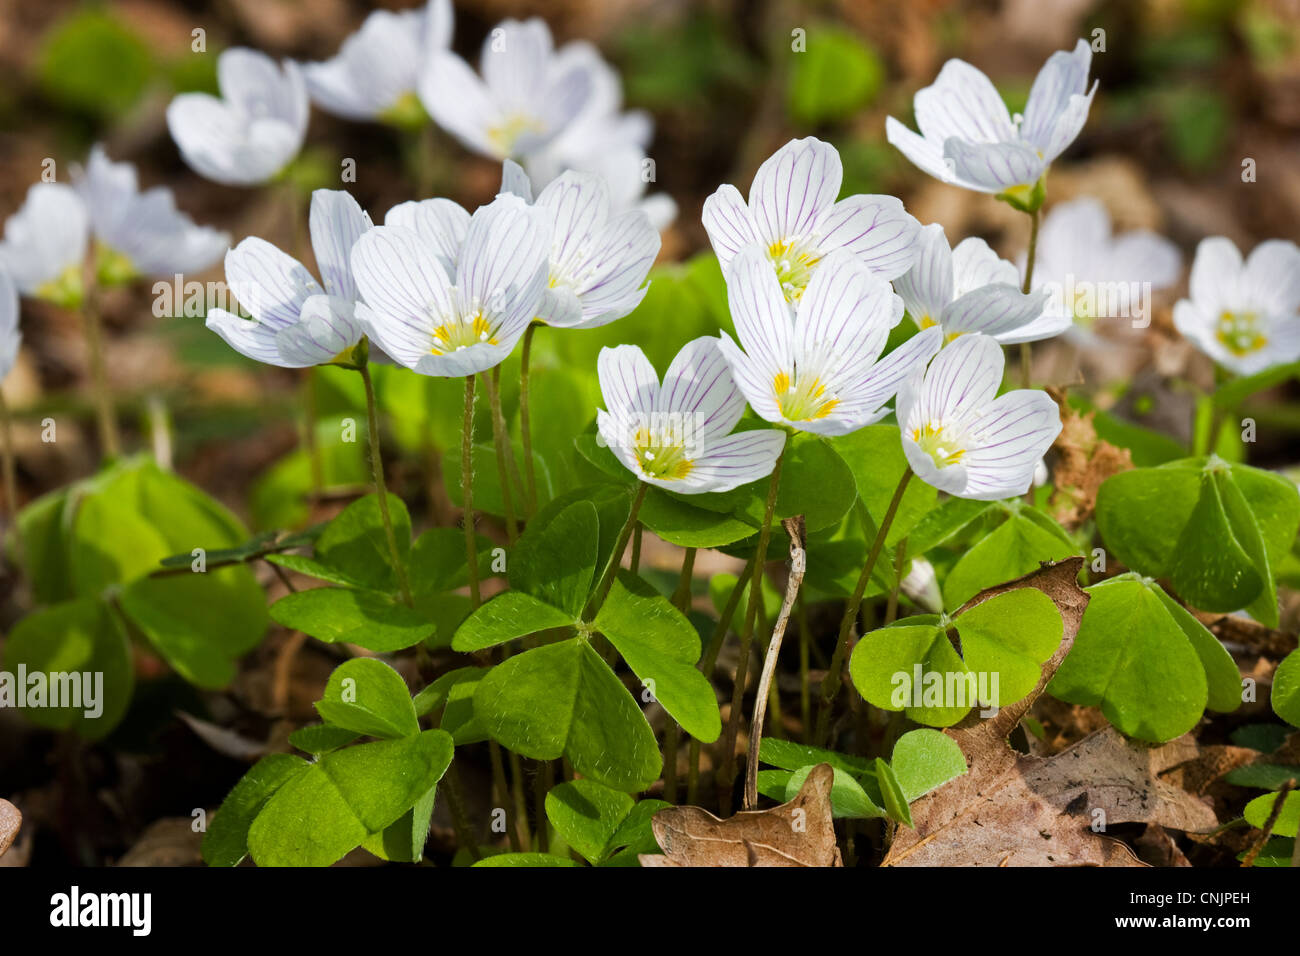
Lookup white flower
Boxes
[1173,237,1300,376]
[1029,198,1181,333]
[520,45,677,230]
[499,161,659,329]
[893,222,1063,344]
[73,145,228,280]
[206,190,372,367]
[167,48,309,187]
[901,557,942,613]
[596,336,786,493]
[897,334,1062,500]
[0,183,88,306]
[351,193,549,377]
[418,18,593,161]
[702,137,920,302]
[718,246,942,437]
[303,0,452,124]
[886,39,1096,204]
[0,268,19,380]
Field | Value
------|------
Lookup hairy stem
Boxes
[0,390,23,567]
[519,322,539,515]
[1019,207,1041,387]
[663,547,697,804]
[79,288,120,459]
[584,481,648,620]
[359,361,413,606]
[482,368,518,544]
[462,375,481,607]
[816,468,913,747]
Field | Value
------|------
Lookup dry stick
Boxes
[461,376,481,607]
[0,390,23,567]
[718,447,786,814]
[816,468,913,747]
[359,361,413,606]
[1241,778,1295,868]
[482,369,518,544]
[518,322,540,515]
[663,547,697,804]
[688,557,755,805]
[1018,207,1041,388]
[744,516,806,810]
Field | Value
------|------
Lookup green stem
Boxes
[79,289,120,460]
[1019,208,1041,388]
[584,482,648,621]
[688,557,754,805]
[0,390,23,567]
[663,547,697,804]
[443,761,481,861]
[519,322,539,515]
[718,446,786,814]
[304,369,323,495]
[462,375,481,608]
[359,361,412,606]
[816,468,913,747]
[482,369,518,544]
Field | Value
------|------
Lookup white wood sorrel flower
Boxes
[0,183,88,307]
[1173,236,1300,376]
[702,137,920,301]
[351,194,549,377]
[894,222,1064,344]
[718,246,942,436]
[596,337,786,493]
[73,145,229,282]
[418,18,594,161]
[167,48,309,187]
[886,39,1096,210]
[499,160,659,329]
[897,334,1062,499]
[206,190,372,367]
[1029,198,1181,334]
[0,268,18,381]
[303,0,452,125]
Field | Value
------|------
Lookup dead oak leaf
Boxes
[0,799,20,859]
[639,763,842,867]
[1046,391,1133,530]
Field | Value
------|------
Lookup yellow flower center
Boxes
[911,420,966,469]
[487,113,545,157]
[767,239,821,303]
[431,311,498,355]
[35,264,84,309]
[1215,310,1267,357]
[633,425,694,481]
[774,370,839,422]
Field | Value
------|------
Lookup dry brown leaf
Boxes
[1046,392,1133,529]
[886,558,1146,866]
[116,818,204,867]
[639,763,842,867]
[0,799,21,859]
[1135,824,1192,867]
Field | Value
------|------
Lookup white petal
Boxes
[795,250,898,395]
[943,139,1045,194]
[655,336,746,443]
[1038,87,1096,165]
[536,170,610,274]
[725,244,794,381]
[500,159,534,202]
[384,197,469,276]
[814,194,920,280]
[350,225,453,370]
[218,49,308,134]
[962,389,1063,499]
[310,190,372,301]
[1021,39,1092,153]
[1242,239,1300,317]
[418,52,499,158]
[597,343,658,421]
[680,429,786,494]
[1188,236,1243,314]
[275,295,363,365]
[457,194,549,347]
[917,332,1003,426]
[224,237,318,329]
[747,137,842,247]
[915,59,1015,145]
[941,285,1051,340]
[701,184,759,270]
[0,183,88,293]
[206,307,290,366]
[846,325,944,425]
[717,332,782,425]
[562,208,659,328]
[885,116,972,188]
[951,237,1020,295]
[0,268,20,378]
[893,223,954,325]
